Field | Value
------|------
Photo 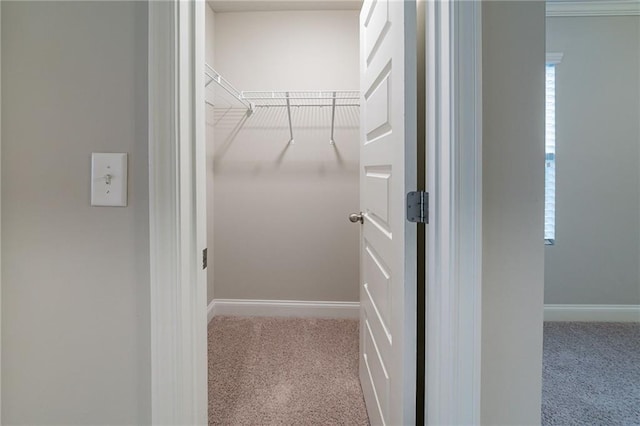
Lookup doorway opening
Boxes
[148,0,483,424]
[202,1,421,424]
[204,4,365,424]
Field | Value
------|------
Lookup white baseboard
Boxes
[207,299,216,324]
[544,304,640,322]
[210,299,360,319]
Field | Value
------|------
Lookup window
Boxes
[545,54,562,245]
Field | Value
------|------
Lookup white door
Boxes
[358,0,417,425]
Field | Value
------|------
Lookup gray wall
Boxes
[545,16,640,305]
[1,2,150,424]
[482,2,545,424]
[211,11,360,301]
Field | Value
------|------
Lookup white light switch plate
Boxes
[91,153,128,207]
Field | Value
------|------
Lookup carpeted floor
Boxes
[208,316,370,425]
[542,322,640,426]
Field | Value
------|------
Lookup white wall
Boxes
[1,2,150,424]
[210,11,360,301]
[545,16,640,305]
[206,3,216,305]
[481,2,545,424]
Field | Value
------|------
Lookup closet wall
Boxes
[208,10,360,302]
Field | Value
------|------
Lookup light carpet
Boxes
[542,322,640,425]
[208,316,370,425]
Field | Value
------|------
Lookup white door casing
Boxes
[193,1,209,422]
[149,0,207,424]
[0,2,3,420]
[358,1,417,425]
[425,1,483,424]
[146,0,481,425]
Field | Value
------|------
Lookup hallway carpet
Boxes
[542,322,640,425]
[208,316,370,425]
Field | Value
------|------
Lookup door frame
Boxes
[0,2,3,420]
[147,0,483,424]
[425,1,482,424]
[148,1,207,424]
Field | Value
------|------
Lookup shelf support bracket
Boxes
[204,64,254,114]
[286,92,295,145]
[329,91,337,145]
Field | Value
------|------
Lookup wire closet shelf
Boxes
[205,64,360,145]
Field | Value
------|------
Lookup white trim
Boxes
[0,2,3,419]
[544,304,640,322]
[149,1,207,424]
[211,299,360,319]
[193,2,209,422]
[546,52,564,65]
[149,2,179,423]
[425,1,482,425]
[546,1,640,17]
[208,299,216,323]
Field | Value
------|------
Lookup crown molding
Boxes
[547,1,640,17]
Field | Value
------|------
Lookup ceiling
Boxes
[208,0,640,14]
[208,0,362,13]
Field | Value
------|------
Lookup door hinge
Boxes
[202,248,208,270]
[407,191,429,224]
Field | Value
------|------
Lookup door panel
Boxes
[363,315,390,423]
[364,0,389,65]
[364,69,392,139]
[364,166,391,231]
[359,0,417,425]
[363,242,392,339]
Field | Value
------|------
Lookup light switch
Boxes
[91,153,128,207]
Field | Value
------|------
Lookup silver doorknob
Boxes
[349,212,364,224]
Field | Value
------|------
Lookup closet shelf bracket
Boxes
[204,64,254,114]
[330,91,337,145]
[286,92,295,145]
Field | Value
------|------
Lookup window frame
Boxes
[545,53,563,245]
